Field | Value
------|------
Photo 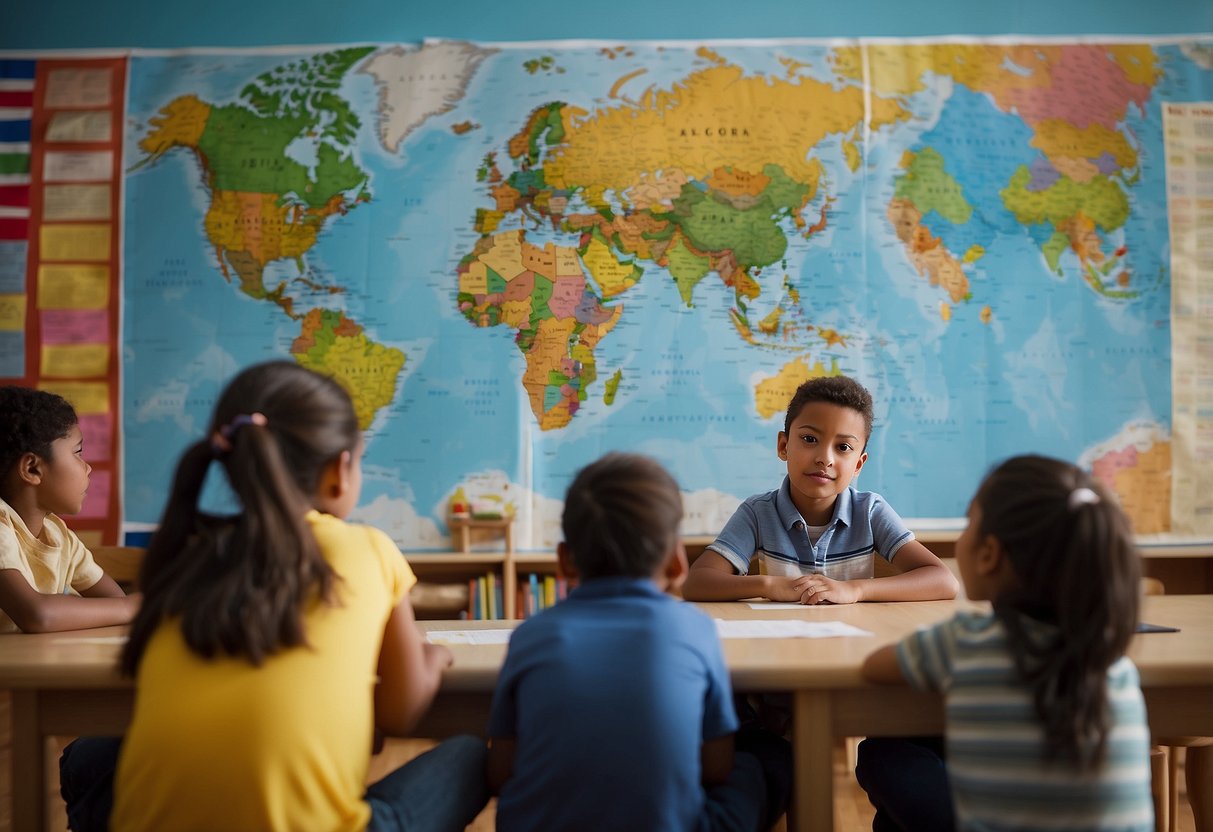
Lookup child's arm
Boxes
[80,573,128,598]
[373,593,453,736]
[700,733,735,786]
[797,541,959,604]
[681,550,813,602]
[861,644,908,684]
[0,569,138,633]
[486,737,516,794]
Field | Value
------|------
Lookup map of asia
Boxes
[119,38,1213,548]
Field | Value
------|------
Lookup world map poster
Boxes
[107,37,1213,548]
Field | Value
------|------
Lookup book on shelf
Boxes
[465,570,505,620]
[461,570,573,621]
[516,572,570,619]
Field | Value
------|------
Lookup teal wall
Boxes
[3,0,1211,49]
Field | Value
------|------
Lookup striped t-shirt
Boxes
[896,609,1153,832]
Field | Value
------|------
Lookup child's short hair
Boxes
[0,386,79,482]
[561,452,682,581]
[783,375,874,441]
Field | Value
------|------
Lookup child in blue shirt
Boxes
[683,375,957,604]
[487,452,790,831]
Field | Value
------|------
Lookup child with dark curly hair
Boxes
[0,385,137,633]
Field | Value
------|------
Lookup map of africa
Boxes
[121,38,1213,548]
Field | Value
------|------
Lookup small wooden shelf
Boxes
[408,552,508,566]
[438,517,519,618]
[448,516,514,555]
[512,553,558,567]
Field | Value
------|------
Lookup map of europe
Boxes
[121,38,1213,548]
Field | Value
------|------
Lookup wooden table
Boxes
[4,596,1212,832]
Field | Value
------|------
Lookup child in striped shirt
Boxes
[861,454,1153,831]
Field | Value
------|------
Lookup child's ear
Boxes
[16,452,43,486]
[661,542,689,593]
[318,450,352,500]
[975,533,1005,576]
[777,432,788,461]
[556,541,579,581]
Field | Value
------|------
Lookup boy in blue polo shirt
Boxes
[682,376,957,604]
[487,452,790,831]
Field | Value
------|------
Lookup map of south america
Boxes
[133,47,403,428]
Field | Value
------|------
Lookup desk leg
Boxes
[793,690,835,832]
[11,690,45,832]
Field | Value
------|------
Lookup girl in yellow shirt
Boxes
[61,361,488,832]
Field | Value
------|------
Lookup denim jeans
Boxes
[701,726,794,832]
[854,736,955,832]
[61,734,488,832]
[366,734,489,832]
[59,736,122,832]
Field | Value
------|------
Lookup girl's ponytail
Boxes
[978,455,1140,770]
[122,362,357,675]
[121,437,216,675]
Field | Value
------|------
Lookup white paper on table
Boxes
[715,619,872,639]
[745,602,805,609]
[426,629,514,645]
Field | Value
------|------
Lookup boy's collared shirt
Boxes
[0,496,103,633]
[488,576,736,832]
[706,477,914,580]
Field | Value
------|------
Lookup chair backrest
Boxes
[91,545,146,588]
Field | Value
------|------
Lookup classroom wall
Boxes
[3,0,1212,49]
[6,1,1213,584]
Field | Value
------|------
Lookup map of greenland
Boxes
[360,40,497,153]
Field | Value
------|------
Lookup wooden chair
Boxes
[90,545,146,591]
[1141,576,1211,832]
[1142,577,1171,832]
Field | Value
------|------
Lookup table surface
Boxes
[4,595,1210,832]
[3,595,1210,691]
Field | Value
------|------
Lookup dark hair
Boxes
[975,454,1140,770]
[783,375,874,444]
[121,361,360,675]
[0,386,79,487]
[562,452,683,581]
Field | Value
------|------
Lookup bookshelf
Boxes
[406,535,716,620]
[405,532,1213,619]
[407,549,560,620]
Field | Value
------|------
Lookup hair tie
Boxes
[210,412,268,455]
[1067,486,1100,511]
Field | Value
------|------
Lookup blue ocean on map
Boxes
[121,39,1213,548]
